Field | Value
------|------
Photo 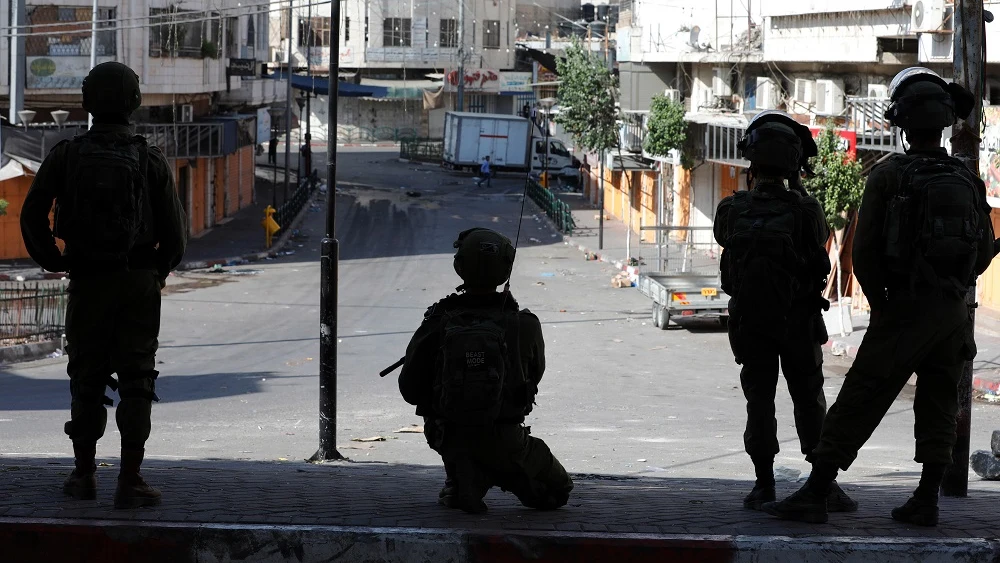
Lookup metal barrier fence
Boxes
[400,139,444,163]
[336,126,420,144]
[0,282,68,345]
[637,226,721,275]
[527,179,576,234]
[274,175,320,232]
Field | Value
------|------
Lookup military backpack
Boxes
[883,155,981,294]
[54,133,149,263]
[434,309,512,426]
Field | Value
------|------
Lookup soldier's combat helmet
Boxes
[884,67,974,130]
[737,110,818,176]
[453,228,516,290]
[82,62,142,117]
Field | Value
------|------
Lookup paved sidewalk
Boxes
[2,457,1000,562]
[0,167,317,281]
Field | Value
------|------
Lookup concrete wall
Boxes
[763,9,909,63]
[619,62,676,112]
[335,97,423,143]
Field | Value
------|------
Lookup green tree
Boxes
[554,41,618,153]
[643,94,687,158]
[803,122,866,336]
[0,198,8,217]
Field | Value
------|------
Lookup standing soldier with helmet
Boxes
[715,110,856,513]
[764,68,997,526]
[20,62,188,509]
[397,227,573,514]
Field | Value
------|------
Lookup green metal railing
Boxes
[0,282,68,345]
[275,175,320,231]
[400,139,444,163]
[527,179,576,234]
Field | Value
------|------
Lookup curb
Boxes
[176,189,320,272]
[0,339,61,365]
[0,272,67,282]
[561,235,639,280]
[2,519,999,563]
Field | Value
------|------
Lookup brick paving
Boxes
[1,457,998,539]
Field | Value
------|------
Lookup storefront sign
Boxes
[228,58,256,77]
[807,127,857,160]
[26,56,113,89]
[443,69,501,93]
[498,72,532,92]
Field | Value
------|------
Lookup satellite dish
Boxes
[913,1,925,29]
[689,25,701,47]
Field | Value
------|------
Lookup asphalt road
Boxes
[3,148,1000,493]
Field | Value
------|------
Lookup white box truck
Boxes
[442,112,579,178]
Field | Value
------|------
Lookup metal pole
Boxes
[310,0,344,463]
[88,0,97,129]
[598,150,605,249]
[306,0,312,140]
[9,0,26,127]
[942,0,984,498]
[283,0,294,204]
[456,0,465,111]
[544,110,550,187]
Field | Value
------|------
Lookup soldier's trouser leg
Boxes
[110,270,162,450]
[809,299,969,470]
[912,328,968,465]
[778,316,827,457]
[64,282,116,445]
[490,425,574,510]
[738,340,781,460]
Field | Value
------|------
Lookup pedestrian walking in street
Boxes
[268,136,278,165]
[398,228,574,514]
[20,61,188,509]
[715,110,856,514]
[763,68,996,526]
[476,156,492,188]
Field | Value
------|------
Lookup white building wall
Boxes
[626,0,760,63]
[763,9,909,63]
[275,0,515,72]
[1,4,10,97]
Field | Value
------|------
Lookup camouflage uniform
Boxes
[399,292,573,512]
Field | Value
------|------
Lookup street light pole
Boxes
[942,0,987,498]
[88,0,98,129]
[311,0,344,463]
[283,0,294,204]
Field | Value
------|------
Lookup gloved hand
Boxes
[158,276,167,290]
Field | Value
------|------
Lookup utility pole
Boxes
[310,0,344,463]
[9,0,26,127]
[456,0,465,111]
[88,0,98,129]
[306,0,312,141]
[943,0,987,498]
[283,0,294,204]
[598,151,605,249]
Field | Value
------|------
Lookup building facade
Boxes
[1,0,287,258]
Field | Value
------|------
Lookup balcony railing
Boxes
[619,110,648,153]
[135,122,226,159]
[845,97,902,154]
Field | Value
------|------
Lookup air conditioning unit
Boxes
[180,104,194,123]
[911,0,946,33]
[867,84,889,98]
[815,78,845,115]
[756,77,779,110]
[712,67,732,98]
[663,88,681,104]
[793,78,815,112]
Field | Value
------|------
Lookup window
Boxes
[26,6,116,57]
[383,18,411,47]
[345,17,350,43]
[439,18,457,48]
[226,16,239,57]
[246,15,255,58]
[298,16,331,47]
[150,7,205,58]
[365,16,370,43]
[483,20,500,49]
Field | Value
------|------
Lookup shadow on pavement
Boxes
[0,456,998,539]
[0,370,302,411]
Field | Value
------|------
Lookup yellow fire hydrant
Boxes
[262,205,281,249]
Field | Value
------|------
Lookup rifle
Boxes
[380,357,405,377]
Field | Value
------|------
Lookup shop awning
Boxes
[267,72,388,97]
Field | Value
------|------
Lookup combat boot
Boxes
[452,459,489,514]
[63,442,97,500]
[113,448,161,509]
[762,485,828,523]
[743,484,776,510]
[891,496,939,526]
[827,481,858,512]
